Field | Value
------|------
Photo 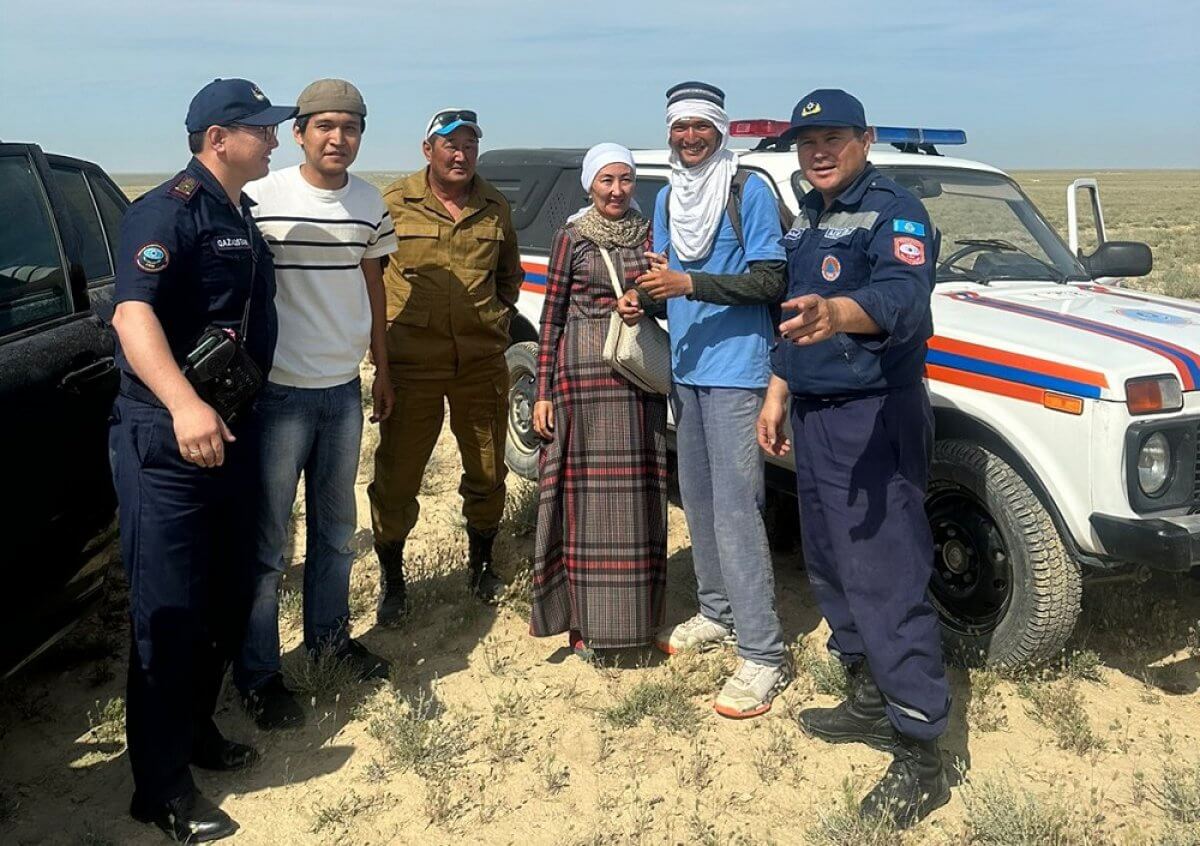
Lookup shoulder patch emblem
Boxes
[821,254,842,282]
[892,218,926,237]
[893,236,925,266]
[135,243,170,273]
[168,174,199,201]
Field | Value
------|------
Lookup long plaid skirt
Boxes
[530,316,668,647]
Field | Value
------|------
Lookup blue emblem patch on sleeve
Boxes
[135,243,170,273]
[893,219,926,237]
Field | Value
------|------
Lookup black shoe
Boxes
[242,675,306,731]
[192,734,259,771]
[130,789,238,842]
[859,734,951,830]
[799,660,896,751]
[336,638,391,682]
[467,526,505,604]
[375,541,408,626]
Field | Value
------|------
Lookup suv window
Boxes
[49,165,113,283]
[88,173,127,265]
[634,177,668,229]
[0,156,71,334]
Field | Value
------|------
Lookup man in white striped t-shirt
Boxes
[236,79,397,730]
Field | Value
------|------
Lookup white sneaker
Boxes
[655,613,735,655]
[714,658,791,719]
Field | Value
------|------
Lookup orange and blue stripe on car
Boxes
[944,293,1200,391]
[521,260,548,293]
[925,336,1107,404]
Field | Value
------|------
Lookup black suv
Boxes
[0,143,127,676]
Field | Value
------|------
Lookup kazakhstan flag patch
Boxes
[893,219,926,237]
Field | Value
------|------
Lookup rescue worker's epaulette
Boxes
[167,171,201,203]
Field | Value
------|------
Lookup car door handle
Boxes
[59,356,116,394]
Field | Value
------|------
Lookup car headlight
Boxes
[1137,432,1172,496]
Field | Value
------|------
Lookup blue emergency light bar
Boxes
[873,127,967,146]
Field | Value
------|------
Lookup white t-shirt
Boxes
[246,166,398,388]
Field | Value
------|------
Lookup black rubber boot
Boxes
[859,734,951,830]
[466,527,505,603]
[375,541,408,627]
[799,660,896,751]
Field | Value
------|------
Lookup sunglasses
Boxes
[426,109,479,137]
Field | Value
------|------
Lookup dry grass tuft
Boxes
[967,668,1010,733]
[1020,676,1106,755]
[791,638,851,698]
[86,697,126,747]
[960,773,1109,845]
[603,676,701,734]
[805,777,903,846]
[310,791,376,836]
[365,687,475,777]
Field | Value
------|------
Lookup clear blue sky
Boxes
[2,0,1197,174]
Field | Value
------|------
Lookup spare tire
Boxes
[504,341,541,481]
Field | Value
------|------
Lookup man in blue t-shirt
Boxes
[619,81,789,719]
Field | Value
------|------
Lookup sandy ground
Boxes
[1,379,1199,845]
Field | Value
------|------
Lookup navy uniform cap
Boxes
[779,89,867,141]
[666,81,725,109]
[185,78,297,133]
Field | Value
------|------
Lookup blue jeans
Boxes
[234,378,363,692]
[672,384,785,666]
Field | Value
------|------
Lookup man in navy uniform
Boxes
[756,89,950,828]
[109,78,294,841]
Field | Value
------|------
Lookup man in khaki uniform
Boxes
[370,108,522,624]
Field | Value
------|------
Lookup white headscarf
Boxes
[666,99,739,261]
[567,142,640,223]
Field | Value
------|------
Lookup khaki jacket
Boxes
[381,169,522,379]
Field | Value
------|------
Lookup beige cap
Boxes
[296,78,366,118]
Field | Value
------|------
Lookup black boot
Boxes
[375,541,408,627]
[799,660,896,750]
[466,527,505,603]
[859,734,950,830]
[131,789,239,842]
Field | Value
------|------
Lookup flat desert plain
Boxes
[0,169,1197,845]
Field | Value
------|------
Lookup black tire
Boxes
[926,439,1081,670]
[504,341,541,481]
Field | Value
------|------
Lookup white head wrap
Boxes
[567,142,640,222]
[666,99,739,261]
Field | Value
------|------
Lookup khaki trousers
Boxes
[369,361,509,546]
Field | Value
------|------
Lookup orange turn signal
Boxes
[1043,392,1084,415]
[1126,376,1183,415]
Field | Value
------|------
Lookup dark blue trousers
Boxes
[110,393,254,802]
[790,383,949,740]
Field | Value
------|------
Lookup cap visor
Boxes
[779,120,862,141]
[432,119,482,139]
[239,105,299,126]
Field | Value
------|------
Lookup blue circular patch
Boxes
[135,243,169,273]
[1115,307,1190,326]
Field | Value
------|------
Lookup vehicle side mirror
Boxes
[1080,241,1152,279]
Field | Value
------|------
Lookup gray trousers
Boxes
[672,384,785,666]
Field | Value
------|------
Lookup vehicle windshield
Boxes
[791,166,1090,284]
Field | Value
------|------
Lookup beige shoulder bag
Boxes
[598,247,672,396]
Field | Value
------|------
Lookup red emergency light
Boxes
[728,119,792,138]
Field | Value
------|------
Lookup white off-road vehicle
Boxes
[479,124,1200,669]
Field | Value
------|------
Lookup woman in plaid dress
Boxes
[530,144,668,658]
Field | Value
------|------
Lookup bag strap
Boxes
[238,209,259,342]
[598,247,624,299]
